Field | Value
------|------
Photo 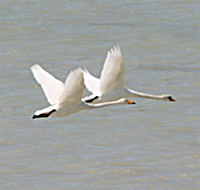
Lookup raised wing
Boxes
[58,68,85,106]
[99,45,125,93]
[30,64,64,105]
[82,67,100,94]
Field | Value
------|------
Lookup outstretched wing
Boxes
[30,64,64,105]
[99,45,125,93]
[58,68,85,106]
[82,67,100,94]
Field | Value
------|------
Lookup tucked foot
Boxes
[85,96,99,103]
[32,109,56,119]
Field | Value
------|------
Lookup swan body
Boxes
[30,64,135,119]
[82,45,176,103]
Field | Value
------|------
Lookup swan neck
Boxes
[126,88,164,100]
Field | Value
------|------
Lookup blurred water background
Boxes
[0,0,199,189]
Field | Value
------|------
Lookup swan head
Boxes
[117,98,136,105]
[161,95,176,102]
[126,99,136,104]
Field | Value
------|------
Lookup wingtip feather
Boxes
[30,63,41,71]
[108,45,122,58]
[82,67,91,76]
[67,67,83,81]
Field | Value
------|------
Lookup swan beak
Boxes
[168,97,176,102]
[126,99,136,104]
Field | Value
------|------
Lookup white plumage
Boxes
[30,64,135,119]
[82,45,176,103]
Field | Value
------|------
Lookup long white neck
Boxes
[82,98,127,109]
[126,88,167,101]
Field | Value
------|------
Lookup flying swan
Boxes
[30,64,135,119]
[82,45,176,103]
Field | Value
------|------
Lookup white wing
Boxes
[30,64,64,105]
[82,67,100,94]
[99,45,125,93]
[58,68,85,106]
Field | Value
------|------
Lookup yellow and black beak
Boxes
[126,99,136,104]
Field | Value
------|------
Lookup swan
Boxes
[82,45,176,103]
[30,64,135,119]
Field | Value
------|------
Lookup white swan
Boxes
[30,64,135,119]
[82,45,176,103]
